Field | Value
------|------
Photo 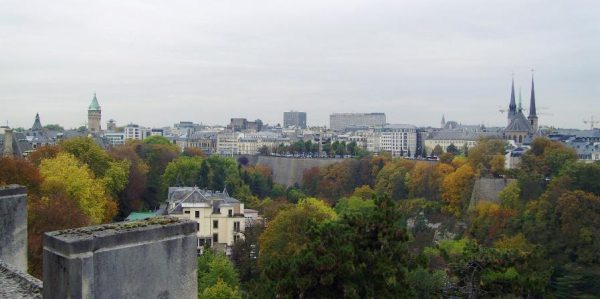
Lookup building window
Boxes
[213,220,219,229]
[196,223,200,231]
[228,209,233,217]
[213,233,219,243]
[184,211,190,214]
[234,235,240,243]
[195,211,200,218]
[234,221,240,232]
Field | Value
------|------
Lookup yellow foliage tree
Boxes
[39,153,116,224]
[352,185,375,199]
[442,164,475,217]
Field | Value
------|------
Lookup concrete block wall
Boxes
[236,155,343,186]
[0,185,28,272]
[43,217,198,299]
[469,177,516,210]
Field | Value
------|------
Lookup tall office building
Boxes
[329,113,386,131]
[283,111,307,128]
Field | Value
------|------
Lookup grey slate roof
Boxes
[0,132,33,157]
[31,114,43,131]
[166,187,241,214]
[506,112,532,133]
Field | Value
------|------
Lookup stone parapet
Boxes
[0,184,28,272]
[43,217,198,299]
[0,259,43,299]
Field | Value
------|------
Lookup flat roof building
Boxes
[283,111,307,129]
[330,113,386,131]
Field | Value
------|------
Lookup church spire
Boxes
[441,114,446,128]
[89,92,101,111]
[529,74,537,118]
[31,113,43,131]
[527,71,539,132]
[518,86,523,113]
[508,76,517,119]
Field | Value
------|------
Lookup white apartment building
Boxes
[124,124,151,141]
[216,132,290,155]
[238,132,290,155]
[165,187,246,254]
[379,124,417,157]
[217,132,239,156]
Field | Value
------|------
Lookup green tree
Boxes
[520,137,578,178]
[109,143,149,218]
[560,162,600,195]
[198,250,240,292]
[467,138,506,177]
[431,144,444,156]
[555,191,600,264]
[161,156,203,191]
[499,181,522,210]
[135,139,179,208]
[259,196,411,298]
[142,135,173,145]
[334,196,375,215]
[109,143,149,216]
[60,137,112,177]
[446,143,460,155]
[197,160,210,188]
[102,159,130,197]
[43,124,64,131]
[259,198,336,266]
[199,279,242,299]
[407,268,446,299]
[375,161,411,200]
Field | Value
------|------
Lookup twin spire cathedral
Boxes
[505,74,539,144]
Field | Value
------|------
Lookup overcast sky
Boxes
[1,0,598,130]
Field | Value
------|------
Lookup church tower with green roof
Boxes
[88,92,102,132]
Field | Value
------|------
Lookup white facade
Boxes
[216,132,239,156]
[165,187,247,253]
[124,124,151,141]
[104,132,125,146]
[379,124,417,157]
[238,132,290,155]
[424,139,476,153]
[216,132,290,155]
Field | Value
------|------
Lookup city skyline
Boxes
[1,1,599,129]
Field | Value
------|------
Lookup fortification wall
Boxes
[237,155,344,186]
[469,177,516,210]
[43,217,197,299]
[0,185,28,272]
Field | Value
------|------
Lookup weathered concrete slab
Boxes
[43,217,197,299]
[0,259,43,299]
[0,185,28,272]
[469,177,516,210]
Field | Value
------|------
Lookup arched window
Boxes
[518,135,523,143]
